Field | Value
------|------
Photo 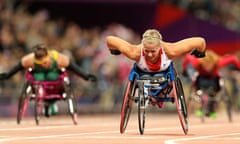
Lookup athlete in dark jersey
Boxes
[0,44,97,81]
[182,50,240,117]
[183,50,240,92]
[0,43,97,116]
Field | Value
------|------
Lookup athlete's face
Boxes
[36,55,52,68]
[143,43,160,64]
[201,62,215,72]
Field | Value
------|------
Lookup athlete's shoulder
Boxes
[49,50,59,60]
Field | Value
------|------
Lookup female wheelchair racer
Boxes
[120,62,189,134]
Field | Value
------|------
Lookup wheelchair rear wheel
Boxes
[173,77,188,135]
[226,99,232,122]
[17,82,31,124]
[64,82,78,125]
[221,87,233,122]
[200,94,209,123]
[67,95,78,125]
[120,79,137,134]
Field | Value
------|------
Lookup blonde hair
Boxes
[141,29,162,46]
[199,50,220,66]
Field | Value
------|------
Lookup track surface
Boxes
[0,112,240,144]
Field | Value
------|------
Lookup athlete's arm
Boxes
[218,55,240,70]
[57,53,70,68]
[0,53,34,80]
[162,37,206,59]
[106,36,140,61]
[57,53,96,81]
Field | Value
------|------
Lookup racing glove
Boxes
[0,61,24,80]
[87,74,97,82]
[67,61,97,81]
[190,49,205,58]
[110,49,121,55]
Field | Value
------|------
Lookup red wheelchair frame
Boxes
[17,68,78,125]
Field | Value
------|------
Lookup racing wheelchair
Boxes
[187,74,232,123]
[120,62,188,135]
[17,68,78,125]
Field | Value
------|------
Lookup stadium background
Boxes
[1,0,240,117]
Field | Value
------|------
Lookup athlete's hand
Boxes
[191,49,205,58]
[87,74,97,82]
[182,70,188,77]
[0,73,7,80]
[110,49,121,55]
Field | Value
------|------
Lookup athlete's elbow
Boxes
[106,36,116,49]
[198,37,206,51]
[106,36,116,44]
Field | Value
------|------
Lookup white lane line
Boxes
[0,122,239,143]
[164,133,240,144]
[0,125,73,131]
[0,130,119,142]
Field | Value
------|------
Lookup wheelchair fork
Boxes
[142,86,149,109]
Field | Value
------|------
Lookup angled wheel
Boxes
[120,78,137,134]
[138,82,146,135]
[67,94,78,125]
[225,97,232,122]
[64,79,78,125]
[200,94,209,123]
[173,77,188,135]
[187,86,195,116]
[17,82,32,124]
[221,86,232,122]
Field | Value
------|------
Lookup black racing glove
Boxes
[228,64,240,71]
[0,61,24,80]
[67,61,98,81]
[190,49,205,58]
[87,74,97,82]
[110,49,121,55]
[0,73,8,80]
[182,70,188,77]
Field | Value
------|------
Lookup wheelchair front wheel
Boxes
[34,86,44,125]
[173,77,188,135]
[120,79,136,134]
[138,85,146,135]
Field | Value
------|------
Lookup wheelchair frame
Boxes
[120,62,188,135]
[187,76,232,123]
[17,68,78,125]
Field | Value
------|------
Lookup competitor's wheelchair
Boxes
[120,62,188,135]
[17,68,78,125]
[187,74,232,123]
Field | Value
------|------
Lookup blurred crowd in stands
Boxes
[167,0,240,32]
[167,0,240,110]
[0,0,140,111]
[1,0,240,113]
